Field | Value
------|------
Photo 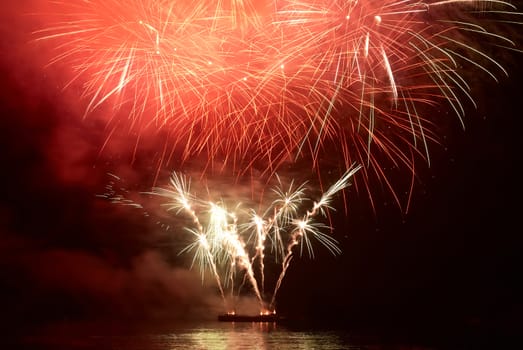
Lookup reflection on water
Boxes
[153,322,352,350]
[18,321,436,350]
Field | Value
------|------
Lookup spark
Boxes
[145,163,362,312]
[33,1,522,208]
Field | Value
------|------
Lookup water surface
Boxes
[15,320,444,350]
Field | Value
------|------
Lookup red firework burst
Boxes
[33,0,521,207]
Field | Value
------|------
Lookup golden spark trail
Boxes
[151,173,227,302]
[130,164,362,313]
[269,164,362,310]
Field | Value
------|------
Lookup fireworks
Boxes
[34,1,522,317]
[33,1,522,204]
[99,164,361,312]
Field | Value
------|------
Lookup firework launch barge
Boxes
[218,312,282,322]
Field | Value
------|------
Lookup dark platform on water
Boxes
[218,313,281,322]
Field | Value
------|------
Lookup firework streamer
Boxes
[244,175,307,296]
[151,173,227,302]
[269,164,362,310]
[207,203,264,307]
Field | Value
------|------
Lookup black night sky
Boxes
[1,1,522,346]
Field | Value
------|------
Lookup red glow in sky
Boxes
[30,0,521,208]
